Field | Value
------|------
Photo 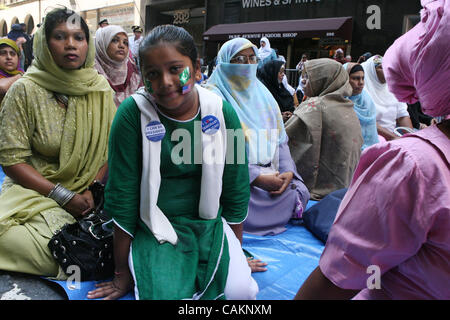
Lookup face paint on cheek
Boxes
[144,79,154,94]
[179,66,192,95]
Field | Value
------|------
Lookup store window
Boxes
[159,6,206,57]
[83,10,98,38]
[7,0,27,4]
[99,3,135,33]
[24,14,34,34]
[0,20,7,37]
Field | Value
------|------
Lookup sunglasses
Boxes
[230,55,260,64]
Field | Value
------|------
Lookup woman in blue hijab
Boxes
[205,38,310,239]
[343,62,379,150]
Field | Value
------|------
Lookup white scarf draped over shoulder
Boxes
[361,56,408,114]
[131,85,227,245]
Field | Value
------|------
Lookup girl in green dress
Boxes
[87,25,258,300]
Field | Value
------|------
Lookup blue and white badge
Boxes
[201,115,220,135]
[145,121,166,142]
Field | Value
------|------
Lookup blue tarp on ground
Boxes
[48,278,135,300]
[48,218,323,300]
[47,200,323,300]
[1,167,324,300]
[243,219,324,300]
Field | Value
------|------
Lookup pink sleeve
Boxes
[319,143,429,290]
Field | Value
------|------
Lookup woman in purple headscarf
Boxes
[294,0,449,300]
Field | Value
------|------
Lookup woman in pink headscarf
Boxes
[295,0,449,300]
[94,25,143,107]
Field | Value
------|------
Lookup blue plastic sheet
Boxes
[242,219,324,300]
[2,165,324,300]
[47,219,324,300]
[47,278,135,300]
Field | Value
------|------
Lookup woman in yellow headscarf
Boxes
[0,38,24,105]
[0,8,116,279]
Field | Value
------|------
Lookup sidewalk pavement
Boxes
[0,270,67,300]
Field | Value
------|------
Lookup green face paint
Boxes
[179,66,191,86]
[180,66,193,94]
[144,79,153,94]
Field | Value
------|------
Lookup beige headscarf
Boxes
[285,58,363,200]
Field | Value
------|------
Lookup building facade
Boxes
[202,0,422,68]
[0,0,146,37]
[1,0,422,70]
[144,0,206,60]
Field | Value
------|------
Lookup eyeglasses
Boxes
[230,55,260,64]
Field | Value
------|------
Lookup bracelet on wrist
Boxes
[47,183,76,207]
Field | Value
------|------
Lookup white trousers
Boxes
[223,220,259,300]
[128,220,259,300]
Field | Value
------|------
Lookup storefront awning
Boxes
[203,17,353,42]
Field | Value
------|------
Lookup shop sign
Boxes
[242,0,321,9]
[229,32,298,39]
[319,37,345,45]
[173,9,190,24]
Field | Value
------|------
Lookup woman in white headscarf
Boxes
[94,25,142,107]
[361,55,413,141]
[257,37,277,67]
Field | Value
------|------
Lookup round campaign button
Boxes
[201,115,220,135]
[145,121,166,142]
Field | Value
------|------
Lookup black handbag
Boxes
[48,181,115,281]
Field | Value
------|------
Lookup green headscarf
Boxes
[0,9,116,235]
[23,10,110,95]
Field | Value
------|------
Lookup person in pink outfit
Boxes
[295,0,449,300]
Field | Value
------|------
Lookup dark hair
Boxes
[0,43,19,56]
[139,24,197,69]
[44,8,90,43]
[349,64,364,75]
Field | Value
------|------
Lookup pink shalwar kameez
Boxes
[320,125,450,299]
